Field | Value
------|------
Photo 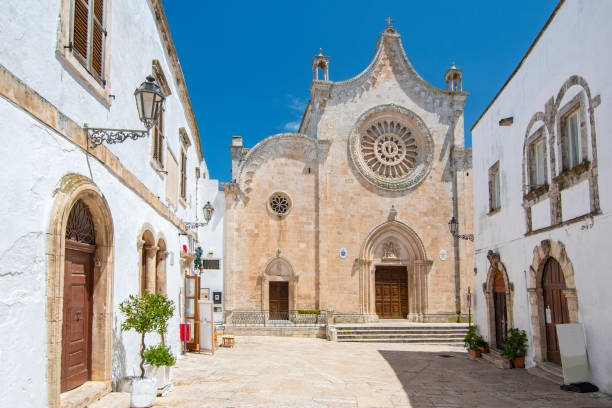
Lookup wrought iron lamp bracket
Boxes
[453,233,474,242]
[85,124,149,149]
[184,221,209,230]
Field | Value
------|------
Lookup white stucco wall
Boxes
[0,0,220,406]
[197,179,225,324]
[472,0,612,393]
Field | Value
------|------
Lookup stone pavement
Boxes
[156,336,612,407]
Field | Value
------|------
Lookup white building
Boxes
[472,0,612,393]
[0,0,220,406]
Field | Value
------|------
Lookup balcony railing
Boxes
[230,310,327,327]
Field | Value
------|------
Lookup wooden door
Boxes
[543,258,569,365]
[493,272,507,348]
[185,275,200,351]
[269,281,289,320]
[61,241,94,392]
[375,267,408,319]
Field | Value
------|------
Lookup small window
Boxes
[71,0,107,83]
[528,130,547,189]
[180,149,187,200]
[268,192,291,217]
[202,259,220,270]
[152,106,164,165]
[489,162,501,212]
[565,110,581,170]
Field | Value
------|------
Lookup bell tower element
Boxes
[444,62,463,92]
[312,49,330,81]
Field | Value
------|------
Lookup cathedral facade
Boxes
[223,24,473,323]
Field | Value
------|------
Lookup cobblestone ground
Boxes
[156,336,612,408]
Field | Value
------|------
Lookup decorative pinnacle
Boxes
[385,16,394,27]
[451,61,456,69]
[319,48,323,56]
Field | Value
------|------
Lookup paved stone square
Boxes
[156,336,611,407]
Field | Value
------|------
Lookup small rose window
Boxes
[268,192,291,217]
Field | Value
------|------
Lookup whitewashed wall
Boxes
[197,179,225,324]
[0,0,216,406]
[472,0,612,393]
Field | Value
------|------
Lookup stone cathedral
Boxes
[223,22,473,323]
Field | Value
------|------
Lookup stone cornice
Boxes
[149,0,202,162]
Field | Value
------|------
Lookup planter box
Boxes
[118,376,156,408]
[512,356,525,368]
[478,346,489,354]
[144,365,173,390]
[468,349,481,358]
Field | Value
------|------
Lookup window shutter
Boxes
[91,0,105,78]
[73,0,89,59]
[181,151,187,198]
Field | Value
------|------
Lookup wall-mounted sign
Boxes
[439,249,448,261]
[213,306,222,313]
[339,248,347,259]
[213,291,222,304]
[207,248,214,257]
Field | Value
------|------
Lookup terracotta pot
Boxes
[512,356,525,368]
[468,349,481,358]
[478,346,489,354]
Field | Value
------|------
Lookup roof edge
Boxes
[470,0,565,131]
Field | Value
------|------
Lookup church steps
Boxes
[335,324,469,344]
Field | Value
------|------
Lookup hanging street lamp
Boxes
[448,216,474,241]
[184,201,215,229]
[85,75,165,148]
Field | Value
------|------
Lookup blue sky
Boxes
[163,1,559,182]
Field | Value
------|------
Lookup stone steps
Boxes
[336,324,468,344]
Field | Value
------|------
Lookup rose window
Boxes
[268,192,291,217]
[349,105,433,191]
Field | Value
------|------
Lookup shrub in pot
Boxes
[463,326,481,358]
[501,328,528,368]
[118,293,171,407]
[144,294,175,391]
[476,335,489,354]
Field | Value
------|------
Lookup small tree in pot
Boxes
[144,294,176,392]
[463,326,481,358]
[118,293,169,407]
[501,328,528,368]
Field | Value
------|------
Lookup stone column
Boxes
[410,260,431,322]
[528,287,543,362]
[144,245,159,293]
[155,250,168,295]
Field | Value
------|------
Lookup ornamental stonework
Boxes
[349,104,434,191]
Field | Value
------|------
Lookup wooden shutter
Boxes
[152,110,164,163]
[91,0,105,78]
[180,150,187,199]
[73,0,89,59]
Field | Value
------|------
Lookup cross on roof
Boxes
[385,16,394,27]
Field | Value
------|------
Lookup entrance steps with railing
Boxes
[335,322,469,344]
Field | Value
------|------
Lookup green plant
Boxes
[297,310,321,315]
[501,328,528,360]
[144,344,176,367]
[475,335,488,348]
[119,293,175,378]
[463,325,478,349]
[194,247,203,271]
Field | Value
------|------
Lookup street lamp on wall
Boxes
[85,76,165,148]
[448,216,474,241]
[184,201,215,229]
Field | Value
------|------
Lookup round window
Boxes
[268,192,291,217]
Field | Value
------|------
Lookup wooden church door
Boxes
[543,258,569,365]
[493,272,507,348]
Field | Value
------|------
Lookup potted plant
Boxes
[476,335,489,354]
[501,328,528,368]
[118,293,164,407]
[144,294,176,392]
[463,326,481,358]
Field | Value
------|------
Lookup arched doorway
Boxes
[47,174,114,408]
[542,257,569,365]
[358,220,431,322]
[62,200,96,391]
[493,272,507,348]
[260,254,298,320]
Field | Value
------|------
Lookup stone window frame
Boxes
[178,147,187,207]
[488,161,501,214]
[526,126,549,193]
[267,191,292,218]
[555,91,590,184]
[56,0,113,106]
[150,101,166,175]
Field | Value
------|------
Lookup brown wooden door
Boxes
[185,275,200,351]
[493,272,507,348]
[61,241,94,392]
[543,258,569,365]
[269,282,289,319]
[375,267,408,319]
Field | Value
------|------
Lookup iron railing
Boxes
[230,310,327,327]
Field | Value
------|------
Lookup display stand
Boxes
[198,300,214,354]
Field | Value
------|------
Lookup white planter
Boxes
[119,376,157,408]
[144,364,174,389]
